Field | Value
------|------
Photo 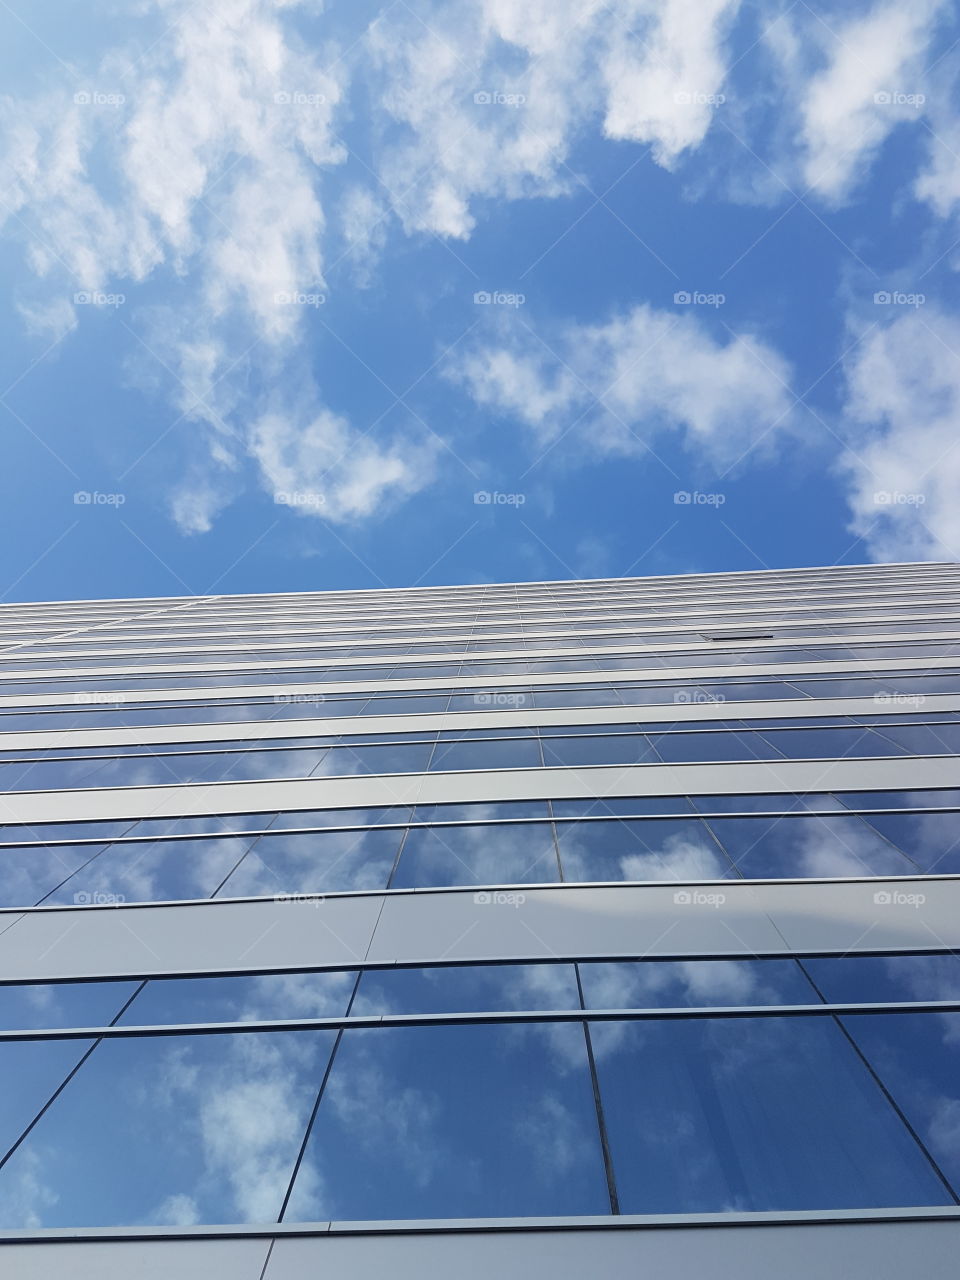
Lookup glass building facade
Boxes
[2,562,960,1276]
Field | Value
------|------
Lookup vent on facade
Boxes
[701,631,774,641]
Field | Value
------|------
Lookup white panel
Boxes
[0,1239,270,1279]
[1,755,958,825]
[4,693,960,752]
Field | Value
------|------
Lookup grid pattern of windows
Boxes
[1,564,960,1238]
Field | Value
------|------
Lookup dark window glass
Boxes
[859,811,960,874]
[0,844,110,907]
[648,730,775,763]
[428,738,541,772]
[706,814,920,878]
[753,727,906,760]
[689,794,844,814]
[117,970,357,1026]
[316,742,434,776]
[578,959,817,1009]
[551,796,696,818]
[0,980,138,1030]
[411,802,550,823]
[220,826,404,896]
[805,954,960,1005]
[591,1015,951,1213]
[873,724,960,755]
[0,1029,337,1227]
[393,822,559,889]
[354,963,580,1015]
[556,818,732,882]
[269,807,410,830]
[286,1023,609,1221]
[837,790,960,811]
[42,835,258,905]
[840,1012,960,1195]
[540,734,658,767]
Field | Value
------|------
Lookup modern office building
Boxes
[0,562,959,1276]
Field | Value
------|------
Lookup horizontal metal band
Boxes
[2,692,957,752]
[1,999,959,1042]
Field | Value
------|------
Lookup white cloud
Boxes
[249,408,439,522]
[796,1,945,202]
[838,308,960,561]
[453,303,795,467]
[602,0,739,165]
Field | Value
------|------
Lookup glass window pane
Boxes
[286,1023,609,1221]
[117,970,357,1025]
[552,796,696,817]
[0,981,138,1030]
[0,1040,100,1169]
[42,836,258,905]
[706,815,919,878]
[540,734,658,766]
[805,954,960,1005]
[429,738,541,772]
[393,822,559,889]
[840,1012,960,1195]
[649,730,774,764]
[579,959,818,1009]
[556,818,732,882]
[0,1029,337,1227]
[859,811,960,873]
[353,964,580,1015]
[591,1016,950,1212]
[219,827,404,896]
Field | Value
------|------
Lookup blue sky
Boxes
[1,0,960,601]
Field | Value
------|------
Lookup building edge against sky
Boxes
[0,562,959,1276]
